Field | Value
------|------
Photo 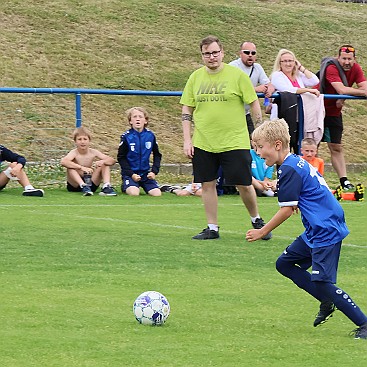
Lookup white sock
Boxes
[103,182,111,189]
[208,224,219,231]
[251,215,260,223]
[24,185,34,191]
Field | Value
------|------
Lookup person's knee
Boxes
[126,187,140,196]
[148,188,162,196]
[328,143,343,154]
[276,256,291,276]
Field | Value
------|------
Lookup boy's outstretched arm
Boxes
[246,206,297,242]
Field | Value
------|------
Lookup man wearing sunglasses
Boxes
[229,42,275,136]
[180,35,271,241]
[321,44,367,190]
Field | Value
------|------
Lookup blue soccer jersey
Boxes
[277,154,349,248]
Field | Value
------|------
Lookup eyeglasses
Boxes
[241,50,257,56]
[280,59,295,64]
[201,50,221,58]
[339,46,355,53]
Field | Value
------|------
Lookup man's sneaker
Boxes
[99,185,117,196]
[22,188,44,197]
[192,227,220,240]
[159,184,172,193]
[252,218,272,240]
[334,185,343,201]
[342,180,354,190]
[313,301,335,327]
[82,185,93,196]
[354,183,364,202]
[350,323,367,339]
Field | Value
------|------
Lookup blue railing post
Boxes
[75,92,82,127]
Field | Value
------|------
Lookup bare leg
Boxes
[148,188,162,196]
[236,184,259,217]
[201,180,218,224]
[126,186,140,196]
[66,169,84,187]
[327,142,347,178]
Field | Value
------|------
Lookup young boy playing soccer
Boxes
[60,126,117,196]
[246,119,367,339]
[117,107,162,196]
[0,145,44,197]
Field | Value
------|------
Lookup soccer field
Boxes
[1,189,366,366]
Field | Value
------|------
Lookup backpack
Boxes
[317,57,348,93]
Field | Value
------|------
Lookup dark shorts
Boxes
[122,174,159,193]
[192,148,252,186]
[277,236,341,283]
[322,115,343,144]
[67,181,99,192]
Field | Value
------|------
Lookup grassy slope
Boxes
[0,0,367,164]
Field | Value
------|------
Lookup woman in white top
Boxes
[271,48,320,94]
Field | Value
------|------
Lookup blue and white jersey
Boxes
[117,128,162,177]
[277,154,349,248]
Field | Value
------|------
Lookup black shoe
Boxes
[354,183,364,202]
[22,188,44,197]
[82,185,93,196]
[252,218,272,240]
[314,301,335,327]
[342,180,354,191]
[192,227,219,240]
[159,184,172,193]
[350,322,367,339]
[99,185,117,196]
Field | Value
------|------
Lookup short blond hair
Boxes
[301,137,317,147]
[125,106,149,126]
[72,126,92,141]
[252,119,290,148]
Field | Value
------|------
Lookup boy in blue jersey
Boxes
[117,107,162,196]
[246,119,367,339]
[0,145,44,197]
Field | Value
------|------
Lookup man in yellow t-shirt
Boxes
[180,35,272,241]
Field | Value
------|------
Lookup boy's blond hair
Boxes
[72,126,92,141]
[252,119,290,148]
[125,106,149,126]
[301,137,317,147]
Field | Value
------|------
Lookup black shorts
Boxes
[67,182,99,192]
[192,148,252,186]
[322,115,343,144]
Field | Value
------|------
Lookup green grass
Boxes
[1,189,366,366]
[1,0,367,164]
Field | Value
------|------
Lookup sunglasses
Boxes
[241,50,257,56]
[339,46,355,53]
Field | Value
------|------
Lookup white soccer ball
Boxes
[133,291,170,326]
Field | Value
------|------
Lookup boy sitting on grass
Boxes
[246,118,367,340]
[0,145,44,197]
[117,107,162,196]
[61,127,117,196]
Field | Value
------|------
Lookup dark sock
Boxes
[340,177,348,186]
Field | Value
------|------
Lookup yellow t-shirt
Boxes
[180,64,258,153]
